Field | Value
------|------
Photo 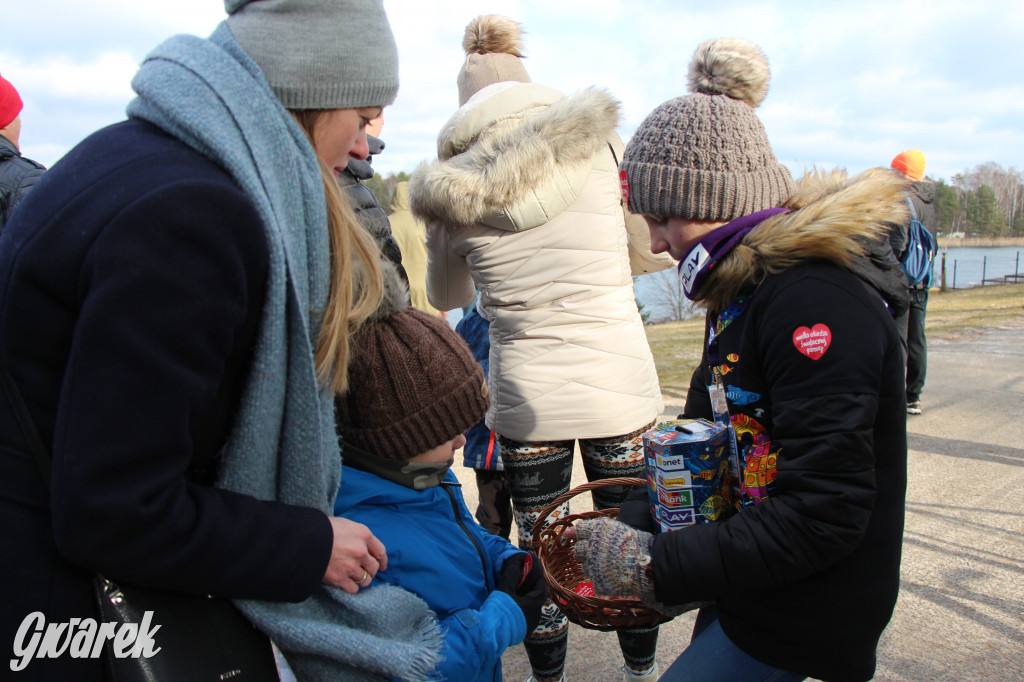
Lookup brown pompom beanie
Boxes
[456,14,531,107]
[337,267,488,460]
[621,38,795,221]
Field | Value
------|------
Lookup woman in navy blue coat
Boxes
[0,2,444,679]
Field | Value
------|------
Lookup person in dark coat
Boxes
[0,73,45,235]
[891,149,939,414]
[0,2,445,680]
[337,111,408,284]
[571,38,908,682]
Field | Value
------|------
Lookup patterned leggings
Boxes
[499,420,658,682]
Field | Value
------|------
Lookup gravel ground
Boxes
[452,321,1024,681]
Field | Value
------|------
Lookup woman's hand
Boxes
[323,517,388,593]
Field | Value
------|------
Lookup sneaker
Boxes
[524,676,566,682]
[622,663,659,682]
[907,400,922,415]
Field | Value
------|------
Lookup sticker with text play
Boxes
[792,324,832,360]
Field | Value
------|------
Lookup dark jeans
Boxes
[906,287,929,402]
[473,468,513,540]
[661,607,806,682]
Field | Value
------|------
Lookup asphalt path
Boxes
[452,320,1024,681]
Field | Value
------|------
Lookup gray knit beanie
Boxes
[621,38,795,221]
[457,15,531,107]
[225,0,399,110]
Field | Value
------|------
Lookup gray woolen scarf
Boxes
[126,24,441,682]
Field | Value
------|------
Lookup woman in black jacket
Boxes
[571,38,908,682]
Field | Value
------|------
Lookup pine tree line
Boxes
[934,162,1024,237]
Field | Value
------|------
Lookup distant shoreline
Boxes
[937,237,1024,247]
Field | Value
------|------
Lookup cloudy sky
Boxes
[4,0,1022,184]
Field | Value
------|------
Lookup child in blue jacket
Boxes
[334,270,546,681]
[456,302,514,540]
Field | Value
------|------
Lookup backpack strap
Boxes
[905,196,919,220]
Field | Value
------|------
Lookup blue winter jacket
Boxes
[456,309,502,471]
[334,466,526,681]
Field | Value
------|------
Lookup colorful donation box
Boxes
[641,418,737,532]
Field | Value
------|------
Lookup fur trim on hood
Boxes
[409,86,621,228]
[367,258,411,322]
[696,167,912,311]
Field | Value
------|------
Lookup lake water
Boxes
[445,247,1023,328]
[632,246,1024,324]
[935,246,1023,289]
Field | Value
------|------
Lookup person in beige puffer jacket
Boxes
[408,14,673,682]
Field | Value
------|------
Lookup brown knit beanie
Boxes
[456,15,531,107]
[621,38,796,221]
[337,266,488,460]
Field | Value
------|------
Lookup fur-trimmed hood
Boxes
[696,167,912,311]
[409,83,621,231]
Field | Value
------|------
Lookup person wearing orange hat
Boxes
[891,149,927,181]
[0,72,45,235]
[890,149,939,415]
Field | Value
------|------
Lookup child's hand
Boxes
[323,517,387,593]
[497,552,547,633]
[495,553,526,594]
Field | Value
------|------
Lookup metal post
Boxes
[982,256,987,286]
[940,250,947,292]
[952,260,957,290]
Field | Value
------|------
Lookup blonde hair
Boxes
[291,110,383,393]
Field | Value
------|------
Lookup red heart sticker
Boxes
[792,324,832,360]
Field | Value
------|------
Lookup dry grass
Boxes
[923,283,1024,340]
[643,318,703,408]
[643,283,1024,407]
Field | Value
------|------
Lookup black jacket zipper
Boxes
[441,481,493,592]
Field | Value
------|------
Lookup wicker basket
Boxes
[530,477,674,631]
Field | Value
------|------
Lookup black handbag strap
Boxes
[0,358,52,489]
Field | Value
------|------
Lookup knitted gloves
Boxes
[573,517,658,606]
[574,517,704,617]
[496,552,547,633]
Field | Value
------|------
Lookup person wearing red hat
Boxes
[0,73,45,235]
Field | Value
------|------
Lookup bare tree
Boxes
[634,270,701,323]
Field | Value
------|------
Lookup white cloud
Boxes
[3,52,139,101]
[5,0,1023,181]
